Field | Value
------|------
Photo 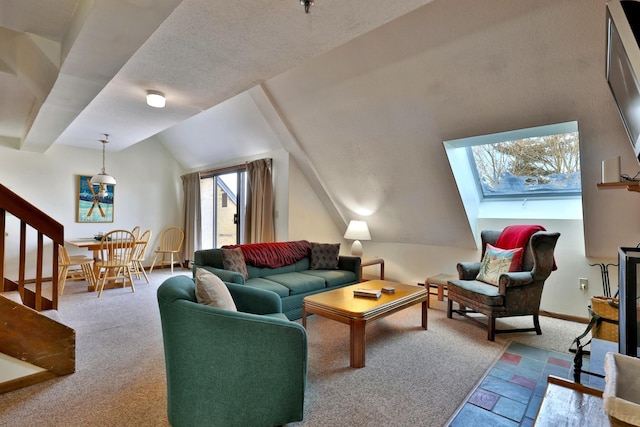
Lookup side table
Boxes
[425,273,456,308]
[360,258,384,281]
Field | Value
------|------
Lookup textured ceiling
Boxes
[0,0,433,152]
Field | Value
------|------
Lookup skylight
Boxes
[444,121,583,234]
[469,127,581,199]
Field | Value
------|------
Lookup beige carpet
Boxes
[0,273,584,427]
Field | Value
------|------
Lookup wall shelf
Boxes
[597,181,640,192]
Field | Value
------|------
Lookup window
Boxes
[200,167,247,248]
[452,121,581,200]
[444,121,583,231]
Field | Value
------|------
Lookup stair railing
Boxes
[0,183,63,311]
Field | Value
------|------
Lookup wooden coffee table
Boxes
[302,280,428,368]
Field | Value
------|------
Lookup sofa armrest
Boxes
[498,271,534,294]
[338,256,362,282]
[226,282,282,315]
[193,265,245,285]
[457,262,481,280]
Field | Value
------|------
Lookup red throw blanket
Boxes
[495,225,557,270]
[223,240,312,269]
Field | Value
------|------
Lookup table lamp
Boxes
[344,220,371,257]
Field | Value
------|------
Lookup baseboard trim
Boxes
[540,310,589,324]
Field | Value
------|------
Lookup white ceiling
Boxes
[0,0,433,153]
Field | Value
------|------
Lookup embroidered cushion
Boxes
[476,244,524,286]
[221,247,249,279]
[309,242,340,270]
[195,268,237,311]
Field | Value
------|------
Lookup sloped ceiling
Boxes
[1,0,636,254]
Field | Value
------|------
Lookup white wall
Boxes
[0,138,184,276]
[287,157,345,245]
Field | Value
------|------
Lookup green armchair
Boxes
[447,229,560,341]
[157,274,307,427]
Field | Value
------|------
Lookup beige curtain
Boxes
[245,158,275,243]
[181,172,202,265]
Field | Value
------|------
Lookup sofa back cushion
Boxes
[221,248,249,279]
[310,242,340,270]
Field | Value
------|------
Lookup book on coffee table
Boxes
[353,288,382,298]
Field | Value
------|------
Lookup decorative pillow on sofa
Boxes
[310,242,340,270]
[221,247,249,279]
[195,268,237,311]
[476,244,524,286]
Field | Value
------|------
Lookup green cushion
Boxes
[448,279,504,307]
[301,270,357,287]
[265,272,326,295]
[245,278,291,298]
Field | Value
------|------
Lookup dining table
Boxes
[65,237,139,292]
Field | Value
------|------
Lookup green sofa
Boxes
[157,274,307,427]
[193,243,361,320]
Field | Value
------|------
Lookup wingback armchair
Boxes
[157,274,307,427]
[447,229,560,341]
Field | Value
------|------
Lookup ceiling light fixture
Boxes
[90,134,116,198]
[146,90,166,108]
[301,0,314,13]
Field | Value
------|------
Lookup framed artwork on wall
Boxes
[76,175,114,223]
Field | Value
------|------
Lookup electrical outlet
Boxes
[579,278,588,291]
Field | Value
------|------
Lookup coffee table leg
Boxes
[302,303,307,328]
[422,300,428,329]
[350,319,366,368]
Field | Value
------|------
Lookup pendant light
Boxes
[300,0,314,13]
[90,134,116,197]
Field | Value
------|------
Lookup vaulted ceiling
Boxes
[0,0,632,255]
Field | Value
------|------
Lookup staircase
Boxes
[0,183,75,393]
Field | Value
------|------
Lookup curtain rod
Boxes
[199,163,247,177]
[198,158,272,177]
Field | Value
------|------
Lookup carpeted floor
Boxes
[0,272,585,426]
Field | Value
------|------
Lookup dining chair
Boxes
[131,226,141,240]
[150,226,185,274]
[130,229,152,283]
[94,229,136,297]
[58,245,96,295]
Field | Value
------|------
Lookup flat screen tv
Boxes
[607,0,640,164]
[618,247,640,357]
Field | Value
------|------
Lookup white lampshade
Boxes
[90,173,116,186]
[344,220,371,257]
[146,90,166,108]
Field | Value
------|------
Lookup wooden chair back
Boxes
[131,226,142,240]
[134,229,152,261]
[158,226,184,253]
[99,230,136,264]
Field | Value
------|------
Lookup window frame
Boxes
[200,164,247,248]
